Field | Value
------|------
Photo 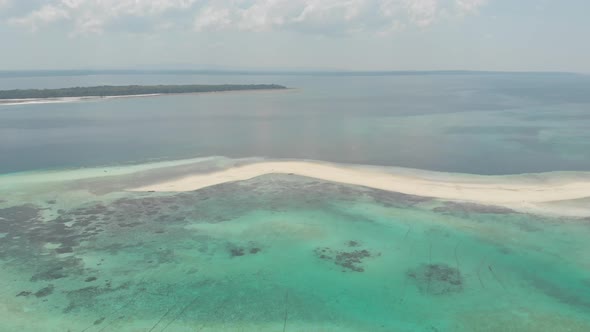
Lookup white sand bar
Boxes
[128,161,590,216]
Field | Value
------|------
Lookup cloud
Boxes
[456,0,488,13]
[7,0,199,33]
[5,0,490,35]
[8,5,69,31]
[194,0,488,34]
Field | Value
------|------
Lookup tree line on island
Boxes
[0,84,287,99]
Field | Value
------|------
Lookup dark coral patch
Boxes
[93,317,106,325]
[56,246,74,254]
[63,282,132,313]
[314,242,377,272]
[34,285,55,298]
[118,222,142,228]
[529,276,590,310]
[227,242,263,258]
[407,264,463,295]
[30,266,67,282]
[433,202,515,215]
[230,247,245,257]
[334,250,371,272]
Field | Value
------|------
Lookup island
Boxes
[0,84,287,100]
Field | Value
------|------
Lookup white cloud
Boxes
[0,0,8,8]
[6,0,490,35]
[7,0,198,33]
[8,5,69,31]
[194,0,489,34]
[401,0,439,27]
[456,0,488,13]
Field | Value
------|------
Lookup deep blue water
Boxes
[1,72,590,174]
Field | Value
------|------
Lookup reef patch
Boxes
[406,264,463,295]
[314,241,378,272]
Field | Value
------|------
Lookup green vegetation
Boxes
[0,84,287,99]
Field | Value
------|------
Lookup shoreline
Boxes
[0,94,161,106]
[0,88,292,106]
[127,160,590,217]
[2,156,589,217]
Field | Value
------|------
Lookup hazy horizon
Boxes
[0,68,586,75]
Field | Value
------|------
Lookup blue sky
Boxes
[0,0,588,72]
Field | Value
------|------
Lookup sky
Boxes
[0,0,589,72]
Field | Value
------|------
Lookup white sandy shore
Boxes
[0,89,291,106]
[0,94,161,106]
[128,161,590,217]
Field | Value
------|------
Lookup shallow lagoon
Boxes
[1,159,589,331]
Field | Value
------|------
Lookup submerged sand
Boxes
[128,160,590,217]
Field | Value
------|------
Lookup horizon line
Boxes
[0,69,583,78]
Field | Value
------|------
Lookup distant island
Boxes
[0,84,287,100]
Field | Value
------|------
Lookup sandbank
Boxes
[128,160,590,217]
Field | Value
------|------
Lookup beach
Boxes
[128,160,590,217]
[0,87,292,106]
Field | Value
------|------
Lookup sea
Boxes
[0,72,589,331]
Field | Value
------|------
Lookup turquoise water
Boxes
[1,165,590,331]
